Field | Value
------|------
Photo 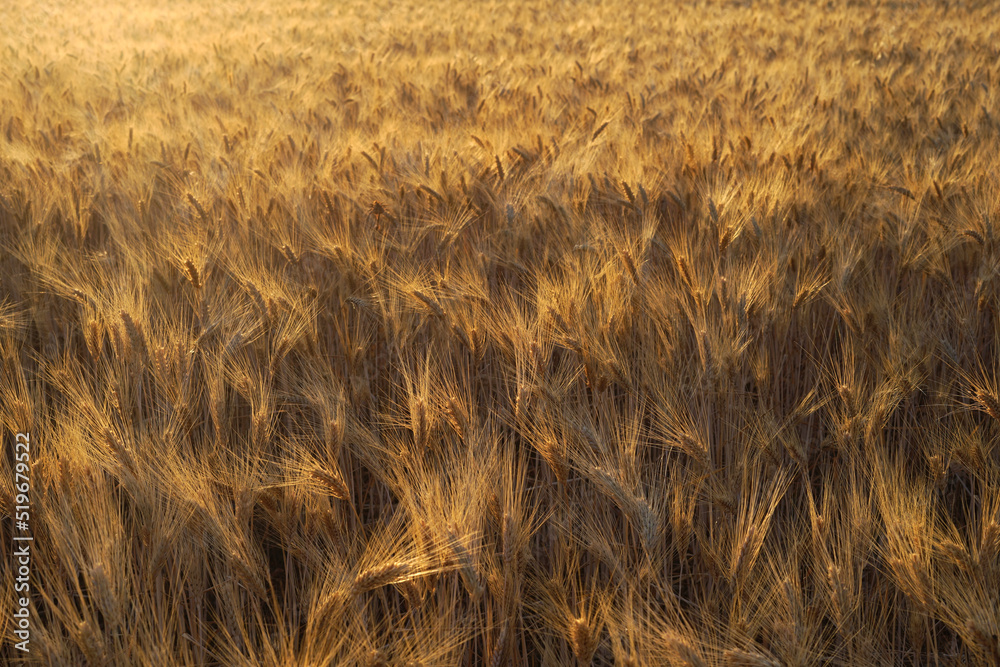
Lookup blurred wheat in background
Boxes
[1,0,1000,664]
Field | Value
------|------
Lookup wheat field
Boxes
[1,0,999,664]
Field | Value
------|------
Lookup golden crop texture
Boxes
[1,0,999,664]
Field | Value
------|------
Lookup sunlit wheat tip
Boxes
[310,468,350,501]
[963,229,986,246]
[352,561,410,596]
[184,259,201,289]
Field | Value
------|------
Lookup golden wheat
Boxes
[1,0,999,664]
